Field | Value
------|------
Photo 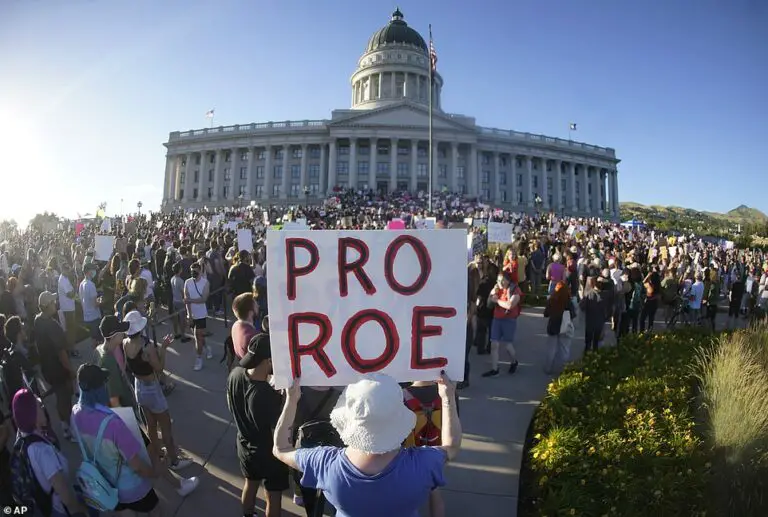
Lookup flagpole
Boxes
[428,24,434,214]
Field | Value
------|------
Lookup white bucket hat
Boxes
[124,310,147,336]
[330,373,416,454]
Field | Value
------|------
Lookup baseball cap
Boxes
[240,333,271,369]
[38,291,57,308]
[77,363,110,392]
[100,315,130,339]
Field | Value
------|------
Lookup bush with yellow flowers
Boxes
[519,329,714,517]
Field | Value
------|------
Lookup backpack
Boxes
[295,390,343,449]
[10,434,55,516]
[402,389,442,447]
[72,413,120,511]
[630,282,645,311]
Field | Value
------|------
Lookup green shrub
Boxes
[695,325,768,516]
[520,329,714,517]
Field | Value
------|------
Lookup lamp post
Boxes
[238,194,244,209]
[137,201,143,216]
[303,185,310,205]
[120,198,124,215]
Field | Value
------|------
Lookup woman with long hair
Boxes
[543,281,576,374]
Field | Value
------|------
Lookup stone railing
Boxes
[478,127,615,155]
[169,120,329,140]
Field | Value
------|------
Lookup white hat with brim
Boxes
[330,374,417,455]
[124,310,147,336]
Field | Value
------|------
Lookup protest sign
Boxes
[283,221,309,231]
[237,229,253,252]
[94,235,115,261]
[111,407,150,463]
[414,217,436,230]
[100,218,112,233]
[75,223,85,236]
[266,230,467,389]
[387,219,406,230]
[487,222,514,244]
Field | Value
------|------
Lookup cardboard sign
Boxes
[266,230,468,389]
[100,218,112,233]
[414,217,436,230]
[111,407,150,464]
[94,235,115,261]
[237,229,254,252]
[487,222,514,244]
[387,219,406,230]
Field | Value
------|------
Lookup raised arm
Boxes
[437,372,462,461]
[273,380,301,470]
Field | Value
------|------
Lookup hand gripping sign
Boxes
[266,230,467,389]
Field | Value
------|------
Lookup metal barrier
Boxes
[148,284,230,346]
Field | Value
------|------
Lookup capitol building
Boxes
[162,9,620,218]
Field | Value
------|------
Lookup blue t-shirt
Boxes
[294,446,446,517]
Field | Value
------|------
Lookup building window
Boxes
[291,165,300,179]
[500,172,507,185]
[500,156,507,167]
[195,156,201,165]
[240,151,248,161]
[209,154,215,164]
[309,164,319,179]
[309,147,320,158]
[240,167,247,180]
[418,147,427,158]
[397,163,409,178]
[208,170,214,182]
[224,151,231,162]
[257,150,265,160]
[336,162,349,175]
[438,164,447,178]
[238,185,246,196]
[562,194,567,207]
[275,149,284,160]
[290,184,300,197]
[533,176,538,189]
[561,178,567,192]
[459,184,466,195]
[223,168,231,182]
[588,183,592,194]
[359,161,369,176]
[482,154,491,165]
[481,188,490,200]
[192,188,198,199]
[482,170,490,184]
[457,166,465,179]
[359,146,370,156]
[501,190,507,202]
[338,146,349,156]
[398,145,409,156]
[223,186,230,199]
[377,162,389,175]
[533,161,539,170]
[517,191,523,204]
[547,177,553,191]
[273,165,282,179]
[417,163,427,178]
[292,148,302,159]
[378,145,389,156]
[255,166,264,179]
[546,162,551,172]
[517,174,523,187]
[309,183,319,194]
[516,158,522,168]
[180,171,186,184]
[255,185,264,198]
[272,184,281,196]
[193,170,199,182]
[548,194,554,207]
[179,189,184,199]
[207,187,212,199]
[181,159,187,167]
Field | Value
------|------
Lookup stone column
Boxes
[469,145,478,196]
[390,73,396,98]
[182,153,192,201]
[510,154,518,207]
[327,140,337,195]
[319,143,327,195]
[349,138,358,190]
[450,142,459,192]
[541,159,549,210]
[162,155,173,201]
[568,162,577,213]
[493,152,500,204]
[553,160,562,213]
[378,73,383,98]
[167,156,177,202]
[368,138,377,189]
[212,150,223,202]
[229,148,238,200]
[262,145,273,201]
[410,139,418,191]
[580,166,589,213]
[596,169,604,216]
[279,145,288,199]
[299,144,308,195]
[389,138,398,191]
[525,156,533,206]
[246,147,255,200]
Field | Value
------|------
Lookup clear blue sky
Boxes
[0,0,766,225]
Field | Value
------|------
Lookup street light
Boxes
[137,201,143,215]
[303,185,310,205]
[238,194,244,209]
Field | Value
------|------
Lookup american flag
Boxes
[569,123,577,131]
[429,25,437,77]
[205,109,215,118]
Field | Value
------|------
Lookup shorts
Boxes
[115,488,160,513]
[191,318,207,330]
[491,317,518,343]
[173,302,186,317]
[237,445,289,492]
[86,319,101,340]
[135,378,168,414]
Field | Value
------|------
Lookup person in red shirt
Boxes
[483,271,523,377]
[503,248,519,284]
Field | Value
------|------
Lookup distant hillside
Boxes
[619,202,768,237]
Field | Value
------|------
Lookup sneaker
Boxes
[193,357,203,371]
[293,494,305,507]
[508,361,519,374]
[481,369,500,378]
[169,457,194,471]
[204,345,213,360]
[177,476,200,497]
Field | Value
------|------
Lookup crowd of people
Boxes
[0,187,766,516]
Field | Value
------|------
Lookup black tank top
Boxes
[126,348,154,377]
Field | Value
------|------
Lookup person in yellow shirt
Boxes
[517,247,528,291]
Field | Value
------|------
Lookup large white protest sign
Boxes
[487,222,514,244]
[283,221,309,231]
[237,229,254,252]
[94,235,115,261]
[267,230,467,389]
[111,407,150,463]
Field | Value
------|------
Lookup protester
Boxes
[184,262,212,371]
[231,292,260,360]
[483,271,522,377]
[543,281,576,374]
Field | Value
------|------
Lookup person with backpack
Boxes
[10,388,92,517]
[482,271,523,378]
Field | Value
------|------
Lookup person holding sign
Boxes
[272,372,461,517]
[482,271,522,377]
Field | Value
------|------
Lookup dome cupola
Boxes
[366,8,428,53]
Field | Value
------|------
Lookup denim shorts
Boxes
[135,377,168,414]
[491,317,518,343]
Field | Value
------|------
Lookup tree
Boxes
[29,212,60,232]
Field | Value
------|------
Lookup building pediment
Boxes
[329,102,475,132]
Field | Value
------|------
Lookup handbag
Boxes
[560,310,575,338]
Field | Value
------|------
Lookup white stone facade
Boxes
[162,10,620,219]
